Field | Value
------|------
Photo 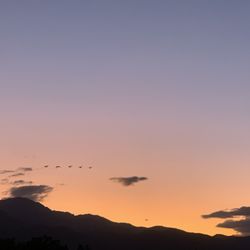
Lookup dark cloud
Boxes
[0,170,15,174]
[217,219,250,236]
[203,207,250,219]
[203,206,250,235]
[9,173,25,178]
[12,180,33,186]
[8,185,53,201]
[17,167,33,172]
[110,176,148,186]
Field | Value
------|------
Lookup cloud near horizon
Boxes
[203,206,250,235]
[110,176,148,186]
[203,207,250,219]
[8,185,53,201]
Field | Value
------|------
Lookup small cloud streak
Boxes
[12,180,33,186]
[0,170,15,174]
[110,176,148,186]
[8,185,53,202]
[0,167,32,176]
[203,206,250,235]
[17,167,33,172]
[9,173,25,178]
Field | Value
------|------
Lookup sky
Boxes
[1,0,250,236]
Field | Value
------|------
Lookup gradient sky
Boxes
[1,0,250,236]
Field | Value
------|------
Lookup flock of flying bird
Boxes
[44,165,93,169]
[0,164,150,222]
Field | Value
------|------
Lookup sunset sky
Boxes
[1,0,250,236]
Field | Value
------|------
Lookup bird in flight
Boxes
[68,165,72,168]
[56,166,61,169]
[44,165,49,168]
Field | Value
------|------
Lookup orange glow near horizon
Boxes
[0,134,244,236]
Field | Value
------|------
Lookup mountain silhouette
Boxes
[0,198,250,249]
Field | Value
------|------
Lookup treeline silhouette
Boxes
[0,236,90,250]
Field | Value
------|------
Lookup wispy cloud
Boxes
[9,173,25,178]
[110,176,148,186]
[0,170,15,174]
[12,180,33,186]
[0,167,33,177]
[17,167,33,172]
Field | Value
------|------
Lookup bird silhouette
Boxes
[56,166,61,169]
[68,165,72,168]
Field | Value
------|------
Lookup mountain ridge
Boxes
[0,197,249,250]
